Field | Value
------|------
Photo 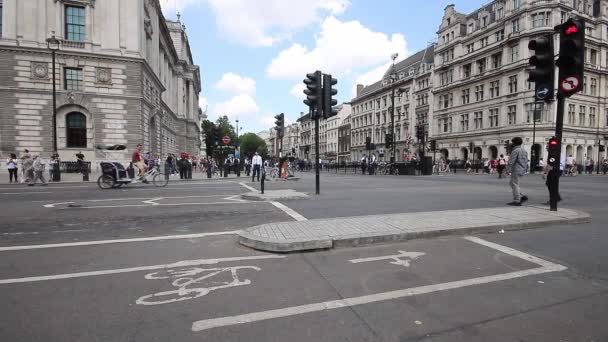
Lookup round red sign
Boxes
[222,136,231,145]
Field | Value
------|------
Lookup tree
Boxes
[215,115,237,144]
[239,133,268,159]
[201,120,217,157]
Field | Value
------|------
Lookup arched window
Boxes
[66,112,87,148]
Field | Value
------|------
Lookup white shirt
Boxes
[252,155,262,165]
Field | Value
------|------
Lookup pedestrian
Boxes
[6,153,18,183]
[244,157,251,176]
[543,157,561,205]
[251,152,262,182]
[360,154,367,174]
[497,154,507,178]
[603,159,608,175]
[566,154,575,176]
[506,137,529,206]
[20,149,33,184]
[30,155,48,186]
[585,157,592,174]
[490,158,497,175]
[48,153,59,182]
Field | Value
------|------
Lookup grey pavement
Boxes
[239,206,590,252]
[240,189,309,201]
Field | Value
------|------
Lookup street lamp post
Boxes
[47,32,60,181]
[390,53,398,163]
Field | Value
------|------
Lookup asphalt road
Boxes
[1,172,607,341]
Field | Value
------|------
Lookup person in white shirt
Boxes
[251,152,263,182]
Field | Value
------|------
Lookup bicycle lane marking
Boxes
[0,254,285,284]
[190,236,567,332]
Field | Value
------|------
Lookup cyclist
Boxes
[132,143,148,180]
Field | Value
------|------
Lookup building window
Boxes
[507,105,517,125]
[579,105,586,126]
[532,12,551,28]
[474,111,483,129]
[583,76,587,94]
[461,89,470,105]
[589,107,596,127]
[496,7,504,19]
[66,112,87,148]
[491,53,502,69]
[64,68,83,90]
[480,36,489,47]
[588,48,598,65]
[511,18,520,33]
[489,108,499,127]
[477,58,486,73]
[508,75,518,94]
[460,114,469,131]
[475,85,485,102]
[65,6,86,41]
[495,29,504,42]
[463,64,472,79]
[568,104,576,125]
[512,0,521,9]
[591,78,597,95]
[466,43,475,54]
[490,80,500,98]
[510,46,519,62]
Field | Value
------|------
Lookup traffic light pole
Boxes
[549,93,565,211]
[314,113,320,195]
[390,83,396,163]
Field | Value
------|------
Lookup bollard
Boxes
[260,173,265,194]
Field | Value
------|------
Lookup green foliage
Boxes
[239,133,268,159]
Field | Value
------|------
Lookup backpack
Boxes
[499,158,506,166]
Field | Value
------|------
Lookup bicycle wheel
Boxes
[136,287,210,306]
[97,175,114,190]
[153,173,169,187]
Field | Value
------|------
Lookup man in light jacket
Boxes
[506,137,529,206]
[251,152,262,182]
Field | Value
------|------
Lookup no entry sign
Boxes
[222,136,231,145]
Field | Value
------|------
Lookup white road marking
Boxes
[0,192,53,195]
[58,201,255,209]
[270,201,307,221]
[43,202,74,208]
[238,182,257,192]
[142,197,162,206]
[2,232,40,236]
[0,185,90,190]
[136,266,261,306]
[190,237,566,332]
[0,255,285,285]
[0,231,241,252]
[349,250,426,267]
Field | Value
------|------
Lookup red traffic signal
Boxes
[564,24,579,36]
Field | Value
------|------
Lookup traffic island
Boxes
[238,206,590,252]
[240,189,309,202]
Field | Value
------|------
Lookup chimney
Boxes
[356,84,364,97]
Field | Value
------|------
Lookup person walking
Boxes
[30,155,48,186]
[603,158,608,175]
[7,153,18,183]
[543,157,562,205]
[506,137,529,206]
[244,157,251,176]
[251,152,262,182]
[21,149,33,184]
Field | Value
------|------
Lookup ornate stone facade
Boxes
[0,0,202,163]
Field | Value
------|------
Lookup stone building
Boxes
[432,0,608,165]
[338,114,351,163]
[0,0,202,163]
[350,47,435,162]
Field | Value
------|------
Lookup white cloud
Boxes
[207,0,350,47]
[351,62,392,97]
[215,72,256,95]
[261,114,277,127]
[289,83,306,100]
[266,16,408,80]
[212,94,259,119]
[199,96,208,111]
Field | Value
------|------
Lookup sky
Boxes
[158,0,484,134]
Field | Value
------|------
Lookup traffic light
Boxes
[365,136,371,150]
[504,140,511,154]
[322,74,338,118]
[557,19,585,97]
[385,133,393,148]
[274,113,285,137]
[303,71,323,119]
[212,125,220,146]
[469,142,474,152]
[416,125,425,141]
[528,34,555,102]
[600,145,606,153]
[547,136,560,159]
[430,140,437,151]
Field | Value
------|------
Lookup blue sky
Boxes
[159,0,484,134]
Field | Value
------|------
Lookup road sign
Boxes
[535,85,551,100]
[222,136,231,145]
[560,76,580,93]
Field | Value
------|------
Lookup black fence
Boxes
[60,161,91,173]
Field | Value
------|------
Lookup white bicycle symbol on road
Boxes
[136,266,261,306]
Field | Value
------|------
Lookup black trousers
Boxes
[8,168,18,182]
[252,165,260,181]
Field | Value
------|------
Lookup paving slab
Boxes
[238,206,591,252]
[240,189,309,201]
